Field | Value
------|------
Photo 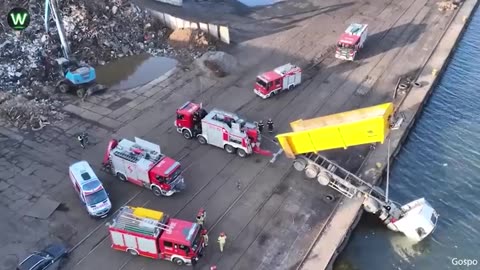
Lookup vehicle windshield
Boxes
[167,167,182,182]
[18,254,48,270]
[337,42,354,50]
[85,189,108,206]
[256,77,268,88]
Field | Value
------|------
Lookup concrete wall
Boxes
[148,10,230,44]
[153,0,183,7]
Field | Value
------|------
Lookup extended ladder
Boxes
[110,206,174,237]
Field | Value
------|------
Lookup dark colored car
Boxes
[17,243,69,270]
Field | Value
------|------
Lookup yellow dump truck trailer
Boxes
[276,103,394,158]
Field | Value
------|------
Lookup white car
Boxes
[69,161,112,218]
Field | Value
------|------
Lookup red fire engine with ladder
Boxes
[175,101,273,157]
[254,63,302,99]
[107,206,206,266]
[102,137,185,197]
[335,23,368,61]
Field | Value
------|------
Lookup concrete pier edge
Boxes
[298,0,480,269]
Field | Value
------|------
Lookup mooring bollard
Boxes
[432,68,438,76]
[463,16,467,23]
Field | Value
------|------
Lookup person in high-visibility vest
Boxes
[217,232,227,252]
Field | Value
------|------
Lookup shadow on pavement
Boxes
[359,23,427,60]
[133,0,356,44]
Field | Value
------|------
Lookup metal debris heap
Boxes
[0,0,216,130]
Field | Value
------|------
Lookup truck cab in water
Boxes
[275,103,439,242]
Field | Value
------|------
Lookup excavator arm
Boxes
[276,103,395,158]
[45,0,70,59]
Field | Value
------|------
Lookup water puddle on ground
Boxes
[96,54,177,91]
[236,0,286,7]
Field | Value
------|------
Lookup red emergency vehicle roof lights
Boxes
[82,180,104,195]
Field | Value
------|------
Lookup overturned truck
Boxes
[276,103,438,242]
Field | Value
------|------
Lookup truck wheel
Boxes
[58,83,69,93]
[237,149,247,158]
[173,258,185,266]
[288,85,294,91]
[152,186,163,197]
[198,135,207,145]
[304,164,319,179]
[224,144,235,154]
[293,158,307,171]
[127,249,138,256]
[76,88,86,98]
[116,173,127,182]
[317,171,331,186]
[182,129,192,139]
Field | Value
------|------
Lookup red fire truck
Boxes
[174,101,272,157]
[102,137,185,197]
[335,23,368,61]
[254,63,302,99]
[107,206,206,266]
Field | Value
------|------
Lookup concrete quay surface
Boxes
[0,0,476,269]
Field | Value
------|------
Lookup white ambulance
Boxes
[69,160,112,218]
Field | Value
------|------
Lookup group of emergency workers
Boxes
[257,118,274,133]
[74,111,277,269]
[195,209,228,255]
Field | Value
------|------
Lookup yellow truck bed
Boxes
[276,103,394,158]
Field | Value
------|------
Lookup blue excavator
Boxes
[44,0,105,98]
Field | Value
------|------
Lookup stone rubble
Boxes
[0,0,216,130]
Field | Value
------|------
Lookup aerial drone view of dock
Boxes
[1,0,478,269]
